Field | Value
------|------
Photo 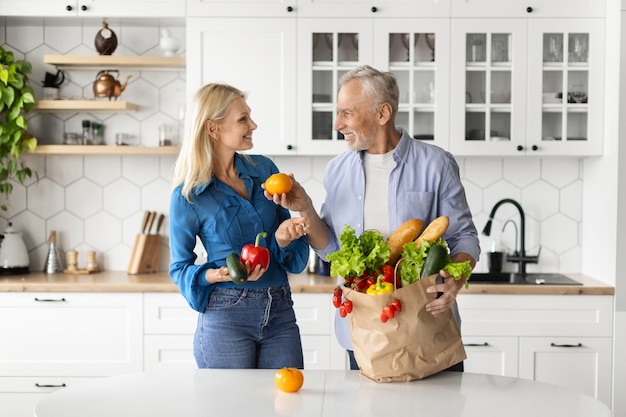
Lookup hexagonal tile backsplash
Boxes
[0,19,583,275]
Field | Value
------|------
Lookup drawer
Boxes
[144,293,198,335]
[292,293,332,335]
[144,335,196,371]
[457,294,614,337]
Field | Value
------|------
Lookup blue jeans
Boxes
[194,283,303,369]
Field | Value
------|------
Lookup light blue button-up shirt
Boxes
[169,154,309,313]
[317,129,481,350]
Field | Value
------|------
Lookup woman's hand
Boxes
[275,217,311,248]
[205,264,265,284]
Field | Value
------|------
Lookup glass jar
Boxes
[63,132,81,145]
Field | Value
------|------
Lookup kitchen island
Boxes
[0,271,615,416]
[34,369,614,417]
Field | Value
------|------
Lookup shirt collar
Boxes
[192,153,259,195]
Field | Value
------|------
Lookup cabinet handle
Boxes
[34,297,67,302]
[463,342,490,347]
[35,383,67,388]
[286,144,294,151]
[81,4,87,11]
[531,145,538,151]
[66,4,72,11]
[371,6,378,12]
[516,145,524,151]
[286,6,293,12]
[526,6,533,13]
[550,342,583,348]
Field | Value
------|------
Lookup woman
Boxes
[169,83,310,369]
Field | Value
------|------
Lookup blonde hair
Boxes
[172,83,247,202]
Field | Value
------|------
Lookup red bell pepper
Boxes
[240,232,270,271]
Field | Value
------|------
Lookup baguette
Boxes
[415,215,449,247]
[386,218,424,265]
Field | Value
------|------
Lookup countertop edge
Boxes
[0,271,615,295]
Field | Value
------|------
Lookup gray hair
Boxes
[339,65,399,117]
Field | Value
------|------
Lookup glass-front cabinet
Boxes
[374,19,450,151]
[297,19,373,155]
[450,18,604,156]
[297,19,450,155]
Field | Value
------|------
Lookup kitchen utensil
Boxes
[42,70,65,88]
[93,70,131,101]
[0,222,30,275]
[154,214,165,234]
[43,230,63,274]
[128,211,161,274]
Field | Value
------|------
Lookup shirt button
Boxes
[358,195,363,200]
[357,224,362,228]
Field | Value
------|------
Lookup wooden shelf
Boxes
[34,100,138,111]
[43,54,185,69]
[33,145,181,156]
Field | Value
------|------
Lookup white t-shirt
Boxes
[362,150,395,238]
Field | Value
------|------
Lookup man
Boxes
[271,65,480,370]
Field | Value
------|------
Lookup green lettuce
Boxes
[327,225,390,278]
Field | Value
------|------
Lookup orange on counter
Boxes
[274,367,304,393]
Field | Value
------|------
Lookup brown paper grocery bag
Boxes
[344,274,466,382]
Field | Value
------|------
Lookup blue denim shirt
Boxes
[317,129,481,350]
[169,154,309,313]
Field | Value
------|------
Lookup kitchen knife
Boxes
[145,211,156,235]
[140,211,151,234]
[154,213,165,235]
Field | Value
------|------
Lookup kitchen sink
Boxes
[469,272,582,285]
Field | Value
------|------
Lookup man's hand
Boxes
[424,252,475,316]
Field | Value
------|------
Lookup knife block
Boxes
[128,234,160,274]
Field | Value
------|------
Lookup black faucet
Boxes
[482,198,539,275]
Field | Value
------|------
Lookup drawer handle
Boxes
[550,342,583,348]
[463,342,490,347]
[35,383,67,388]
[34,297,67,302]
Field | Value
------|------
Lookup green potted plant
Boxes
[0,45,37,211]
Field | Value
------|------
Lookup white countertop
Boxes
[34,369,614,417]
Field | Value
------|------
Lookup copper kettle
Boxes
[93,70,131,101]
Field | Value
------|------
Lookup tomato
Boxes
[380,311,389,323]
[342,300,353,313]
[332,286,343,308]
[390,299,402,313]
[265,173,293,195]
[383,305,395,319]
[339,305,347,318]
[274,367,304,393]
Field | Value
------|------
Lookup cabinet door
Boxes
[298,0,450,18]
[519,337,613,406]
[374,18,450,151]
[0,293,142,377]
[0,0,184,16]
[450,19,528,156]
[186,0,296,16]
[296,18,374,155]
[462,336,518,377]
[187,18,297,155]
[451,0,605,18]
[526,19,605,156]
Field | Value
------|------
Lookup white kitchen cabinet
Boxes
[451,0,605,18]
[187,17,297,156]
[143,293,197,371]
[462,336,518,377]
[0,0,184,17]
[186,0,296,17]
[0,292,143,417]
[450,17,605,156]
[297,0,450,18]
[457,293,613,406]
[296,18,450,154]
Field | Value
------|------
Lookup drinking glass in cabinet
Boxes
[425,33,435,62]
[544,34,564,63]
[569,84,587,104]
[313,33,333,62]
[338,33,358,62]
[467,34,486,63]
[569,33,589,64]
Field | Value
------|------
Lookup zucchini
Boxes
[226,252,248,284]
[420,244,449,279]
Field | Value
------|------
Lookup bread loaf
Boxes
[415,216,449,247]
[386,218,424,265]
